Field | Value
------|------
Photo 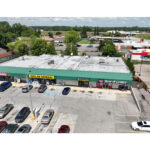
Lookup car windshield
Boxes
[18,112,23,117]
[0,109,5,113]
[18,128,24,132]
[60,128,65,130]
[43,116,49,119]
[137,122,143,126]
[3,128,10,133]
[23,87,27,89]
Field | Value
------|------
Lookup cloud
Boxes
[0,17,150,27]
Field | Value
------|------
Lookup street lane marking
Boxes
[115,121,131,124]
[116,114,140,117]
[117,130,147,133]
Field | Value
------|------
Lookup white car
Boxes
[131,121,150,131]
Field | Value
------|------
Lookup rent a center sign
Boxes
[29,74,54,79]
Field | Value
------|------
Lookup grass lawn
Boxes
[133,61,150,65]
[134,34,150,40]
[78,40,91,44]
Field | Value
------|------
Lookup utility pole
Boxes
[27,70,35,120]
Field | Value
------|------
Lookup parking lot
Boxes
[0,83,144,133]
[55,44,100,56]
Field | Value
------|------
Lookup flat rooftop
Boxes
[0,55,130,73]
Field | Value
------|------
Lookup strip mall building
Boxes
[0,55,132,89]
[130,49,150,62]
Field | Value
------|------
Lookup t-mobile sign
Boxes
[0,72,8,76]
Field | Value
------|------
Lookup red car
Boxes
[0,121,7,133]
[58,125,70,133]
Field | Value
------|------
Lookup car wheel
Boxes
[135,128,139,131]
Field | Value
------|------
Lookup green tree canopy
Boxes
[15,42,28,56]
[65,30,80,44]
[48,32,53,38]
[101,44,117,57]
[98,39,114,51]
[81,26,87,38]
[30,39,47,56]
[46,43,57,55]
[64,30,80,55]
[90,38,96,44]
[55,31,62,35]
[81,51,87,56]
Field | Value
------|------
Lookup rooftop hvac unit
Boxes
[99,59,105,64]
[19,56,25,60]
[116,59,119,62]
[48,60,54,65]
[61,54,64,57]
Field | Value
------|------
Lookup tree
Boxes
[81,26,87,38]
[7,42,16,51]
[90,38,96,44]
[81,51,86,56]
[65,43,72,55]
[30,39,47,56]
[0,21,11,33]
[125,58,135,74]
[15,42,28,56]
[21,28,35,37]
[64,30,80,55]
[12,23,23,36]
[98,39,114,51]
[114,31,121,37]
[48,32,53,38]
[94,27,99,35]
[101,44,117,57]
[72,44,78,55]
[0,33,12,48]
[55,31,62,35]
[46,43,57,55]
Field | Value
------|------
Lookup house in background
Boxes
[41,36,54,43]
[0,48,15,63]
[54,34,65,43]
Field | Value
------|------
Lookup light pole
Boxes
[139,57,143,76]
[50,85,56,109]
[26,70,35,120]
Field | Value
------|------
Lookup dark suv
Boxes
[0,81,12,92]
[15,107,30,123]
[2,124,19,133]
[38,84,47,93]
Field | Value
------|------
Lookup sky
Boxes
[0,17,150,27]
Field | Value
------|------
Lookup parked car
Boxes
[0,104,14,119]
[87,45,93,47]
[15,107,30,123]
[16,124,32,133]
[62,87,71,95]
[41,109,54,125]
[131,121,150,131]
[58,125,70,133]
[0,121,7,133]
[0,81,12,92]
[22,85,33,93]
[1,124,19,133]
[38,84,47,93]
[76,44,81,47]
[59,44,64,46]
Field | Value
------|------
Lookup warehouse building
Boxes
[0,55,132,89]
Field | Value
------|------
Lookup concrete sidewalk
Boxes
[0,81,131,95]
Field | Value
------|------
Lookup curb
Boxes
[131,86,141,112]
